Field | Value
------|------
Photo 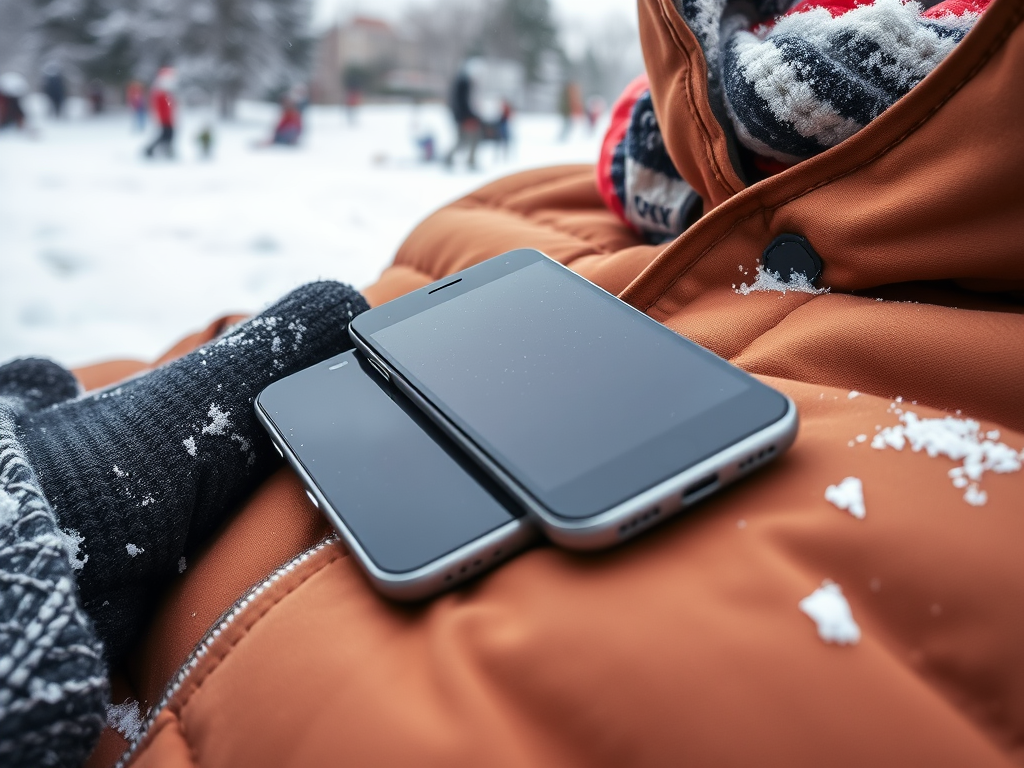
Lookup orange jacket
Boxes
[86,0,1023,764]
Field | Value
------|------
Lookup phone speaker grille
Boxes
[738,444,777,472]
[618,507,661,537]
[443,548,505,584]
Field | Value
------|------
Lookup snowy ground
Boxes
[0,98,605,368]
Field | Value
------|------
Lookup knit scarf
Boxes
[597,0,989,242]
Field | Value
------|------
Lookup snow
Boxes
[125,543,144,557]
[0,101,604,367]
[0,490,19,527]
[871,409,1022,506]
[201,403,232,436]
[182,436,197,456]
[847,390,860,399]
[824,477,865,519]
[799,581,861,645]
[735,265,829,296]
[106,699,143,741]
[178,555,187,573]
[963,484,987,506]
[56,527,88,571]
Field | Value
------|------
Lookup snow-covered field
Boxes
[0,99,604,368]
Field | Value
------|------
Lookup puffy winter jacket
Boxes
[85,0,1024,764]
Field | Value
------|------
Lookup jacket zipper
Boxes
[114,536,338,767]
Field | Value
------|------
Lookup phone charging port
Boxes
[683,474,719,501]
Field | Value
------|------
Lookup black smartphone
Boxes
[255,350,535,600]
[349,248,798,550]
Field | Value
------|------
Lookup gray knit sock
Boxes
[15,281,368,662]
[0,362,108,768]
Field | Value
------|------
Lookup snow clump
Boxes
[800,581,861,645]
[106,699,144,740]
[126,543,144,557]
[825,477,866,519]
[871,410,1022,506]
[183,436,197,457]
[201,403,232,436]
[0,490,19,527]
[735,265,829,296]
[56,528,88,571]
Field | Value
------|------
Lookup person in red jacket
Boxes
[144,67,176,159]
[270,95,302,146]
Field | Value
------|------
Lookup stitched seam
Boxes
[727,293,827,361]
[128,714,179,766]
[638,1,1024,312]
[178,712,199,768]
[456,200,616,256]
[394,200,615,283]
[658,0,735,195]
[172,548,343,760]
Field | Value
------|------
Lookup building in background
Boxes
[310,16,445,104]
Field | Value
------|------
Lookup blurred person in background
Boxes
[494,99,513,161]
[196,123,214,158]
[444,62,482,171]
[87,80,106,114]
[126,80,147,131]
[0,72,28,131]
[585,95,606,135]
[42,62,66,119]
[144,67,177,159]
[258,91,303,147]
[343,67,365,126]
[558,81,584,140]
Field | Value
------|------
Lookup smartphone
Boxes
[349,248,798,550]
[255,350,535,600]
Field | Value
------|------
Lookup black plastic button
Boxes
[762,234,823,284]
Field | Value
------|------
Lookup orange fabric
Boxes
[91,0,1024,764]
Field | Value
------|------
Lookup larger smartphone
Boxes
[349,248,798,550]
[255,350,535,600]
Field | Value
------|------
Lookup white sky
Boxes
[311,0,639,35]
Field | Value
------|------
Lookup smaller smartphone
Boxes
[255,350,535,600]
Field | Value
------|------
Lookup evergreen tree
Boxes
[480,0,561,83]
[31,0,311,115]
[175,0,312,117]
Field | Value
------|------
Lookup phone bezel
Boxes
[254,350,536,600]
[349,249,799,549]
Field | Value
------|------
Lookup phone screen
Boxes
[258,352,519,573]
[361,252,788,519]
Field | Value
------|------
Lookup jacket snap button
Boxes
[762,234,823,284]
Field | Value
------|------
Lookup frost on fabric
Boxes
[287,320,307,350]
[825,477,865,519]
[201,403,232,436]
[126,543,144,557]
[230,433,256,466]
[799,581,861,645]
[106,699,143,741]
[56,527,88,571]
[0,490,19,528]
[183,436,197,457]
[735,265,829,296]
[871,409,1022,506]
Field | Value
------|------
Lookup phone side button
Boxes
[305,489,320,509]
